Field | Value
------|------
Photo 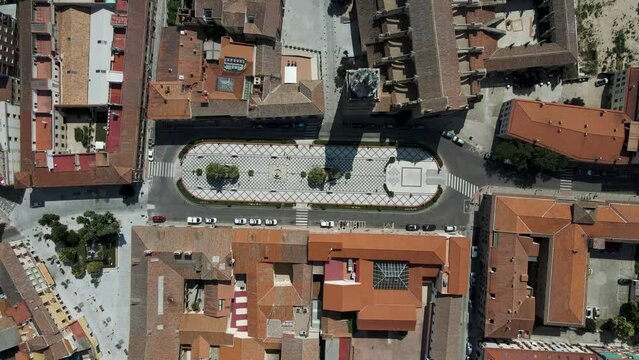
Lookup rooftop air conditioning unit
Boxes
[178,74,185,80]
[253,76,261,85]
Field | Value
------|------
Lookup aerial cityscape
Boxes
[0,0,638,359]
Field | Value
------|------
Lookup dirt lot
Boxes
[576,0,639,74]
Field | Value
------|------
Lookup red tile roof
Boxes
[309,232,469,331]
[503,99,634,164]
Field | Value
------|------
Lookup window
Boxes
[372,261,409,290]
[247,14,256,23]
[203,8,213,18]
[218,299,225,311]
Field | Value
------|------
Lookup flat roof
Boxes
[88,7,114,105]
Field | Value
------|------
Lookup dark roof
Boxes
[428,295,463,360]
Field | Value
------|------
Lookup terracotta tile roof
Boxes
[281,334,320,360]
[503,99,634,164]
[16,0,147,188]
[484,233,538,339]
[488,195,639,336]
[248,81,324,118]
[219,337,265,360]
[3,301,31,325]
[309,232,469,331]
[428,295,463,360]
[624,67,639,121]
[147,82,192,120]
[129,226,235,360]
[484,346,595,360]
[0,243,58,336]
[156,27,180,82]
[57,7,90,105]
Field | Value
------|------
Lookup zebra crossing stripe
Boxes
[446,172,478,198]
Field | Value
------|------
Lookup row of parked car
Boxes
[405,224,459,232]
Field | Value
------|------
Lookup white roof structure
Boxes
[88,7,114,105]
[284,66,297,84]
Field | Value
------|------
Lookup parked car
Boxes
[320,220,335,228]
[618,278,632,285]
[30,200,44,208]
[586,307,593,319]
[234,218,247,225]
[187,216,202,225]
[151,215,166,223]
[422,224,436,231]
[594,307,601,318]
[452,136,465,147]
[444,225,457,232]
[441,130,455,139]
[405,224,419,231]
[470,272,476,286]
[471,246,478,258]
[148,149,154,162]
[249,218,262,226]
[595,78,609,87]
[205,217,217,225]
[466,342,473,356]
[265,219,278,226]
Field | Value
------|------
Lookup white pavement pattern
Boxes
[181,143,439,207]
[148,161,175,178]
[446,172,479,198]
[560,169,574,192]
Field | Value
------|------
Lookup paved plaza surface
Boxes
[181,142,441,207]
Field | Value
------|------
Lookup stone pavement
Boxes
[181,143,439,207]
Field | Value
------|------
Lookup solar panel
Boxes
[373,261,409,290]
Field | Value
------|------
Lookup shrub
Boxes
[195,168,203,176]
[300,171,307,178]
[86,261,103,278]
[585,318,597,333]
[39,214,60,227]
[307,166,326,187]
[248,170,254,177]
[345,172,351,180]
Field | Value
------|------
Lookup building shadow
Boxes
[30,184,140,205]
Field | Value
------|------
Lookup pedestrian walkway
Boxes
[148,161,174,178]
[446,173,478,198]
[559,169,573,192]
[295,207,309,226]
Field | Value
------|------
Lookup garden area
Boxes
[39,211,121,284]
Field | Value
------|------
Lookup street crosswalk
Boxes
[148,161,174,178]
[559,169,573,191]
[446,173,478,198]
[295,208,309,226]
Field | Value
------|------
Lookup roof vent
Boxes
[548,119,552,124]
[584,132,588,137]
[600,111,605,116]
[539,103,543,108]
[584,124,588,128]
[558,129,562,133]
[558,120,563,125]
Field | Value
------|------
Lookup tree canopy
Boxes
[206,163,240,183]
[39,214,60,227]
[611,316,635,339]
[58,247,78,265]
[494,140,568,173]
[85,261,103,277]
[307,166,326,188]
[76,211,121,244]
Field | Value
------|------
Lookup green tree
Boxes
[39,214,60,227]
[620,301,639,329]
[85,261,103,277]
[71,262,86,278]
[585,318,597,333]
[494,140,568,173]
[65,230,80,247]
[50,223,69,244]
[611,316,635,339]
[58,247,78,265]
[206,163,239,183]
[307,166,326,187]
[76,211,121,244]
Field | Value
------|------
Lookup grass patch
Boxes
[167,0,180,26]
[94,120,107,143]
[311,185,443,212]
[176,179,294,208]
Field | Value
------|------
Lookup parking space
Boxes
[586,243,636,321]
